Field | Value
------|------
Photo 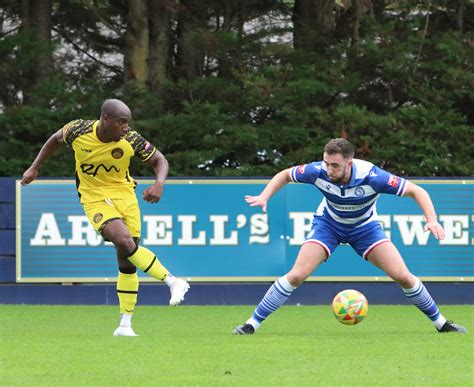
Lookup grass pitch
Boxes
[0,305,472,386]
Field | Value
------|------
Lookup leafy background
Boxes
[0,0,472,177]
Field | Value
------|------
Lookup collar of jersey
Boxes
[93,120,112,144]
[336,162,355,189]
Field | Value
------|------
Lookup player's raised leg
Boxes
[102,220,189,327]
[125,242,190,306]
[367,241,467,333]
[233,241,328,335]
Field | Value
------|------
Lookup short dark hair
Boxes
[324,138,354,159]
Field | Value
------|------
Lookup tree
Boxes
[20,0,53,103]
[148,0,177,91]
[0,0,472,177]
[293,0,336,51]
[174,0,209,80]
[124,0,149,86]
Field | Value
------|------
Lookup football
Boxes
[332,289,368,325]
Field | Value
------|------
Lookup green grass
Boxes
[0,305,473,386]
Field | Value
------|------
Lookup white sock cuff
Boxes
[120,313,132,327]
[246,317,261,330]
[403,276,421,293]
[434,315,447,330]
[278,276,297,292]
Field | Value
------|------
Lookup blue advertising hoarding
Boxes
[16,179,473,282]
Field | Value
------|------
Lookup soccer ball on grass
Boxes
[332,289,368,325]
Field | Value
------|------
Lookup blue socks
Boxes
[403,277,446,329]
[247,275,446,331]
[247,276,296,329]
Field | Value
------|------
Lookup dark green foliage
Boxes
[0,0,472,177]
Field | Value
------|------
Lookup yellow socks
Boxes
[118,246,169,322]
[127,246,169,281]
[117,271,139,315]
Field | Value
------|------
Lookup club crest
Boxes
[111,148,124,159]
[355,187,365,196]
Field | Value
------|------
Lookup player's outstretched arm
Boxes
[403,181,445,240]
[245,168,292,212]
[143,150,169,203]
[21,128,64,186]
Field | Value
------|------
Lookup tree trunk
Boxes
[175,0,207,80]
[216,1,243,79]
[456,0,464,32]
[293,0,335,51]
[124,0,149,87]
[352,0,372,45]
[148,0,175,92]
[20,0,52,103]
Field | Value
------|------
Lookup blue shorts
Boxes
[304,216,389,259]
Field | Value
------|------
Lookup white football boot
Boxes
[113,326,138,337]
[169,278,190,306]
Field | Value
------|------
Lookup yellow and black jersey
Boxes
[62,119,156,204]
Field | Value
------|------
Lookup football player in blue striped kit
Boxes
[233,138,467,335]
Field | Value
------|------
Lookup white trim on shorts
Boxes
[303,239,331,259]
[363,238,390,259]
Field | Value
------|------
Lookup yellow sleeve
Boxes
[125,130,157,161]
[62,119,94,145]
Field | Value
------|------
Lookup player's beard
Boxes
[329,171,348,184]
[329,176,343,184]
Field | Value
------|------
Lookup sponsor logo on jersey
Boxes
[144,141,151,150]
[80,163,120,177]
[298,164,306,174]
[388,175,400,188]
[93,213,103,223]
[81,147,92,153]
[355,186,365,196]
[112,148,124,159]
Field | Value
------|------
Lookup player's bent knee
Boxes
[286,271,307,287]
[392,272,415,288]
[114,236,137,257]
[119,265,137,274]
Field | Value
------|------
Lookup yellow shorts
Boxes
[83,198,141,238]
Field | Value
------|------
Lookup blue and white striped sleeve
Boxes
[290,162,322,184]
[369,166,407,196]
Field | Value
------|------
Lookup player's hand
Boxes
[21,166,39,186]
[245,195,268,212]
[143,182,164,203]
[424,221,445,240]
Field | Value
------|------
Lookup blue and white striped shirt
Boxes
[290,159,407,227]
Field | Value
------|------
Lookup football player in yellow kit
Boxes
[21,99,190,336]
